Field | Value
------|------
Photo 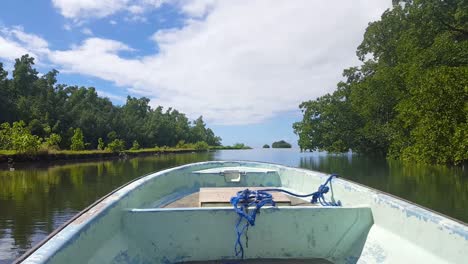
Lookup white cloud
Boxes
[0,26,49,61]
[51,0,165,20]
[51,0,130,19]
[49,38,142,85]
[128,5,145,14]
[0,36,31,61]
[81,27,93,36]
[4,0,391,125]
[109,20,118,25]
[46,0,390,125]
[10,28,49,52]
[179,0,216,17]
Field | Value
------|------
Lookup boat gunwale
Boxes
[12,167,160,264]
[14,160,468,263]
[15,161,237,263]
[246,159,468,227]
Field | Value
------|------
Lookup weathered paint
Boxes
[193,166,278,174]
[122,207,373,263]
[18,161,468,264]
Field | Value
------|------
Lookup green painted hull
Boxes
[18,161,468,263]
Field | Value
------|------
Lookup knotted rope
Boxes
[230,174,341,258]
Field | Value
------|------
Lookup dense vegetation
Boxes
[263,144,270,148]
[0,55,223,154]
[272,140,292,148]
[228,143,252,149]
[294,0,467,164]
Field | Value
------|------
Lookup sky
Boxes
[0,0,391,147]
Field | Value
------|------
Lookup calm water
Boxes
[0,149,467,263]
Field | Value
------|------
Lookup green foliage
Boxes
[70,128,85,151]
[0,150,16,155]
[106,139,126,153]
[175,140,196,149]
[0,63,14,123]
[0,54,223,153]
[131,140,140,150]
[194,141,210,151]
[263,144,270,148]
[97,138,105,150]
[272,140,292,148]
[390,67,468,163]
[176,140,187,148]
[233,143,245,148]
[12,121,42,153]
[227,143,251,149]
[294,0,468,164]
[0,121,42,153]
[45,133,62,150]
[189,116,222,146]
[212,144,252,150]
[0,123,12,150]
[294,81,361,153]
[107,131,117,142]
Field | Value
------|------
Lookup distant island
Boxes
[271,140,292,148]
[230,143,252,150]
[262,144,270,148]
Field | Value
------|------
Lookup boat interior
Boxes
[21,161,468,264]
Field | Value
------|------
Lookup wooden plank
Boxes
[162,190,314,208]
[163,192,200,208]
[199,187,291,207]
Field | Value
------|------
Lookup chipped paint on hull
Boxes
[18,161,468,264]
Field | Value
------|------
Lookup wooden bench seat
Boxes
[163,187,315,208]
[199,187,291,207]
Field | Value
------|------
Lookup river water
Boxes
[0,149,467,263]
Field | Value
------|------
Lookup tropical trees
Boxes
[70,128,85,151]
[294,0,467,164]
[0,55,223,152]
[0,121,42,153]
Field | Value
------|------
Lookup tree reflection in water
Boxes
[0,150,466,263]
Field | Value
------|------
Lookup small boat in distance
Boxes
[17,161,468,263]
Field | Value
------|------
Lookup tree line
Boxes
[294,0,467,164]
[0,55,222,153]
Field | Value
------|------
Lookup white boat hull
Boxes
[17,161,468,263]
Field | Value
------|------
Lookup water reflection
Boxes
[298,153,468,222]
[0,153,213,263]
[0,150,466,263]
[216,149,467,222]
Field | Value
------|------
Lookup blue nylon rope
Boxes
[230,174,341,258]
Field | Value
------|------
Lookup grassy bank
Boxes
[0,146,251,163]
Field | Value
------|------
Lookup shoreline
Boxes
[0,147,251,164]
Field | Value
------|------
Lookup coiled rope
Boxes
[230,174,341,258]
